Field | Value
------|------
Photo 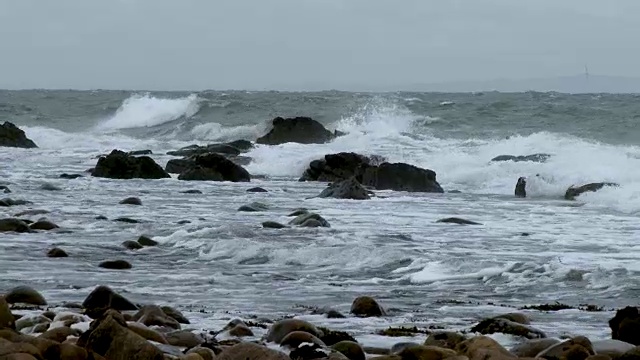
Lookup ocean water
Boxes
[2,89,640,347]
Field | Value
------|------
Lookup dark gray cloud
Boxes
[1,0,638,90]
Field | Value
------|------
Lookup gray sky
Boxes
[1,0,639,90]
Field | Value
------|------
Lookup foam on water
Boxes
[96,93,202,130]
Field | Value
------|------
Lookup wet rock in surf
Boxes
[238,202,269,212]
[122,240,143,250]
[39,183,61,191]
[99,260,132,270]
[350,296,386,317]
[113,217,139,223]
[300,152,386,182]
[0,185,10,193]
[138,235,159,246]
[289,212,330,228]
[0,218,31,233]
[59,173,83,179]
[360,162,444,193]
[515,177,527,198]
[436,217,482,225]
[29,219,59,231]
[0,198,33,206]
[13,209,50,217]
[247,186,268,193]
[133,305,181,330]
[182,189,203,194]
[161,306,190,324]
[92,149,170,179]
[263,221,287,229]
[565,182,619,200]
[266,319,323,344]
[4,286,47,306]
[257,116,335,145]
[317,177,370,200]
[119,196,142,205]
[47,247,68,258]
[128,149,152,156]
[470,316,546,339]
[82,285,138,317]
[288,208,309,217]
[167,140,252,157]
[491,153,551,163]
[609,306,640,345]
[0,121,38,148]
[178,153,251,182]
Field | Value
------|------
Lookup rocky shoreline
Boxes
[2,285,640,360]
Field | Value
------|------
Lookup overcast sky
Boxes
[1,0,639,90]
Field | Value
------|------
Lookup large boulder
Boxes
[178,153,250,182]
[77,310,164,359]
[4,286,47,306]
[257,116,335,145]
[609,306,640,345]
[360,162,443,193]
[0,122,37,148]
[92,150,170,179]
[300,152,385,182]
[167,140,252,157]
[565,182,619,200]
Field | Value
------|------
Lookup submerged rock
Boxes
[138,235,159,246]
[289,212,330,228]
[0,121,38,148]
[119,197,142,205]
[491,153,551,163]
[82,285,138,317]
[436,217,482,225]
[0,198,33,206]
[92,149,170,179]
[257,116,336,145]
[29,219,59,231]
[47,247,68,258]
[247,187,268,193]
[350,296,386,317]
[565,182,619,200]
[122,240,143,250]
[317,177,371,200]
[99,260,132,270]
[470,316,546,339]
[39,183,61,191]
[0,185,10,193]
[609,306,640,345]
[360,162,444,193]
[60,173,83,179]
[0,218,31,233]
[262,221,287,229]
[238,202,269,212]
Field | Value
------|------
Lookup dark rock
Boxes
[247,187,268,193]
[316,327,357,346]
[95,215,108,220]
[494,312,530,324]
[39,183,61,191]
[317,177,370,200]
[0,185,10,193]
[350,296,385,317]
[265,319,322,344]
[515,177,527,198]
[300,152,386,182]
[4,286,47,306]
[238,202,269,212]
[60,173,83,179]
[29,220,59,231]
[491,153,551,163]
[47,247,68,258]
[470,317,546,339]
[610,306,640,345]
[167,142,244,157]
[423,331,467,350]
[161,306,190,324]
[0,218,31,233]
[0,198,32,206]
[113,217,139,223]
[227,139,254,152]
[119,197,142,205]
[326,310,346,319]
[288,208,309,217]
[133,305,181,330]
[332,341,365,360]
[182,189,203,194]
[82,285,138,318]
[178,153,251,182]
[360,162,444,193]
[77,309,164,359]
[262,221,287,229]
[99,260,132,270]
[128,149,152,156]
[138,235,158,246]
[280,331,326,349]
[122,240,143,250]
[92,149,170,179]
[0,121,37,148]
[289,213,330,227]
[177,220,191,225]
[565,182,619,200]
[436,217,482,225]
[257,116,335,145]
